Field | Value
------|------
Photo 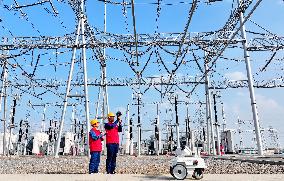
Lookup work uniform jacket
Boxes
[104,120,122,144]
[89,128,103,152]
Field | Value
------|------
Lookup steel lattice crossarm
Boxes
[210,78,284,89]
[9,75,206,88]
[0,0,262,52]
[132,101,206,106]
[9,76,284,89]
[1,36,74,50]
[247,36,284,51]
[0,31,246,50]
[102,31,244,48]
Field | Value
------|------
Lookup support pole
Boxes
[238,0,263,156]
[208,91,215,155]
[221,103,226,132]
[41,105,46,133]
[23,120,28,155]
[137,91,141,156]
[185,103,190,147]
[102,1,107,118]
[100,0,109,156]
[101,66,108,155]
[81,11,91,157]
[101,64,107,156]
[125,104,130,154]
[156,104,161,155]
[204,55,216,155]
[130,0,139,65]
[71,106,75,132]
[129,117,133,155]
[137,127,141,156]
[54,18,81,157]
[204,60,210,154]
[1,61,8,155]
[213,93,221,155]
[103,65,109,114]
[0,61,7,113]
[103,0,109,114]
[7,97,16,156]
[95,85,101,118]
[190,130,195,153]
[175,95,181,154]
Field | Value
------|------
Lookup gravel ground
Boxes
[1,174,284,181]
[0,155,284,174]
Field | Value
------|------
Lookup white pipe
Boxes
[54,18,81,158]
[238,0,263,156]
[125,104,130,154]
[81,10,91,157]
[157,104,161,155]
[204,55,216,155]
[1,63,7,155]
[137,126,141,156]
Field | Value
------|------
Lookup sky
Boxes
[0,0,284,150]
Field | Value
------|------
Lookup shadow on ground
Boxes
[133,175,197,180]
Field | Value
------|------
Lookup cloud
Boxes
[277,0,284,6]
[223,92,284,148]
[236,89,246,97]
[231,104,241,115]
[256,94,279,110]
[225,71,247,80]
[255,94,284,145]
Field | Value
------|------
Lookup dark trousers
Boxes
[89,151,101,173]
[106,143,119,174]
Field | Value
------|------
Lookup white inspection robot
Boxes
[170,146,206,180]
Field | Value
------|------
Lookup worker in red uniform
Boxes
[220,143,225,156]
[104,112,122,174]
[89,119,104,174]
